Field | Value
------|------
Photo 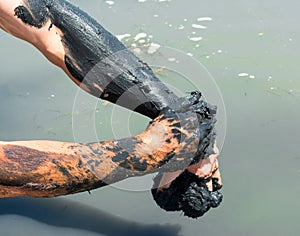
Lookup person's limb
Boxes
[0,0,221,183]
[0,0,178,118]
[0,113,182,197]
[0,0,222,217]
[155,144,221,192]
[0,96,217,198]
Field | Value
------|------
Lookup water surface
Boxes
[0,0,299,235]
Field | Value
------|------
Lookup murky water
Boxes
[0,0,299,235]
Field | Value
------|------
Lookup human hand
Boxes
[151,146,223,218]
[187,143,222,191]
[150,91,223,218]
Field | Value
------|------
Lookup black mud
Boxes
[151,170,223,219]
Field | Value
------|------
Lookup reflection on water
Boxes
[0,198,180,236]
[0,0,300,235]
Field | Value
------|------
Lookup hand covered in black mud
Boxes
[151,91,223,218]
[151,166,223,218]
[156,90,218,170]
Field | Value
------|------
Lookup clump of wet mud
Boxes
[151,170,223,218]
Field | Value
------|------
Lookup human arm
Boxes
[0,0,222,217]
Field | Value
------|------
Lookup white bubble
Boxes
[105,0,115,5]
[134,33,147,41]
[238,73,249,77]
[148,43,161,54]
[187,52,193,57]
[133,48,142,54]
[249,75,255,79]
[217,49,222,53]
[192,24,207,29]
[138,39,146,44]
[197,17,212,21]
[116,33,131,41]
[178,25,185,30]
[138,0,147,2]
[168,57,176,62]
[189,36,203,42]
[153,14,159,17]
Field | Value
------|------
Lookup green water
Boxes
[0,0,299,235]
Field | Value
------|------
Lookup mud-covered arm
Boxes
[0,0,178,119]
[0,95,216,198]
[0,1,220,204]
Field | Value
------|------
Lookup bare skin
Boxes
[157,144,221,191]
[0,0,222,192]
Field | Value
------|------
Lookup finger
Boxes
[212,160,222,187]
[156,170,183,190]
[206,178,213,191]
